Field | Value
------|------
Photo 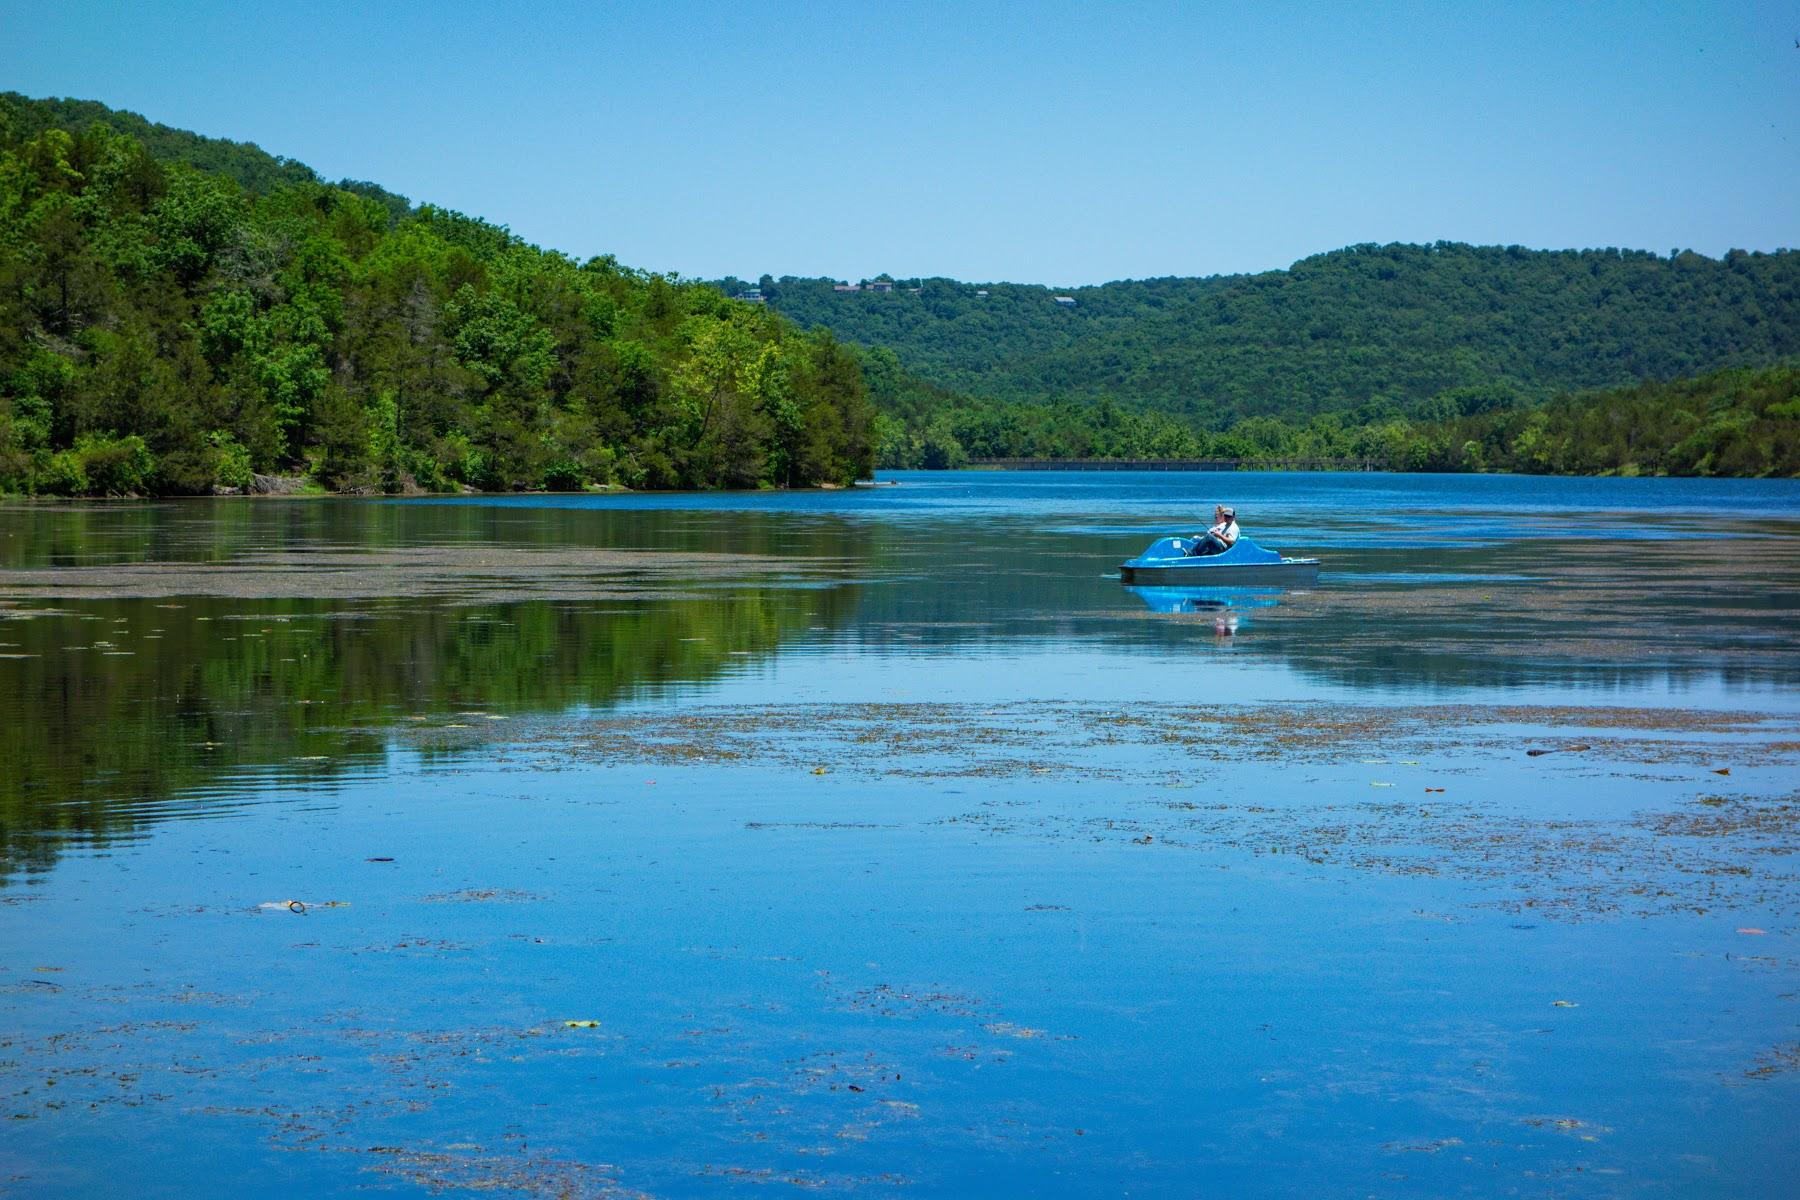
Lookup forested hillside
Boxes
[864,360,1800,477]
[1438,362,1800,477]
[0,95,873,496]
[735,245,1800,422]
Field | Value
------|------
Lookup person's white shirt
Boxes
[1207,517,1239,546]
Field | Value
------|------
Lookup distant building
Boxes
[736,289,764,304]
[1054,295,1077,306]
[833,283,861,292]
[868,280,894,292]
[975,290,989,297]
[906,287,923,294]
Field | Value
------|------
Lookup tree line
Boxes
[862,363,1800,477]
[0,94,874,497]
[732,243,1800,425]
[726,243,1800,476]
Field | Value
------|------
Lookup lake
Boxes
[2,470,1797,1197]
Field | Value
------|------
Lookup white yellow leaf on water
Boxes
[983,1022,1046,1039]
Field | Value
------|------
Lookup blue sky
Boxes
[5,1,1796,283]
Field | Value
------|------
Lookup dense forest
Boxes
[0,94,874,496]
[723,249,1800,477]
[867,361,1800,477]
[730,246,1800,424]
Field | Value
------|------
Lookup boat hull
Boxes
[1119,534,1319,587]
[1121,560,1318,586]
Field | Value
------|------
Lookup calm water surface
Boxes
[2,471,1797,1197]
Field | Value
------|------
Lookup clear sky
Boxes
[5,0,1796,284]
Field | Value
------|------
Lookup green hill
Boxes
[732,244,1800,424]
[1433,361,1800,477]
[0,92,411,219]
[0,95,872,496]
[845,357,1799,477]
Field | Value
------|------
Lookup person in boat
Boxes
[1190,504,1239,556]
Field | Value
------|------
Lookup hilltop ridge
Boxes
[724,243,1800,423]
[0,91,412,219]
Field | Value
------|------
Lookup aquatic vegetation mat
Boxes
[0,545,854,603]
[516,700,1800,921]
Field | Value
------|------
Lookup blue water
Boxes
[2,471,1797,1196]
[417,470,1800,520]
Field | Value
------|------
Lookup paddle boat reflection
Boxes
[1125,585,1282,635]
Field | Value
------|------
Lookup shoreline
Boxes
[12,462,1800,503]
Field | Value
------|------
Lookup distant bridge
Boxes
[966,457,1387,472]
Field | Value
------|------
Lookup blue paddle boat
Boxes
[1120,535,1319,586]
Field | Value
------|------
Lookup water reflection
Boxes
[1122,585,1290,640]
[1124,585,1284,617]
[0,587,862,876]
[3,477,1799,877]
